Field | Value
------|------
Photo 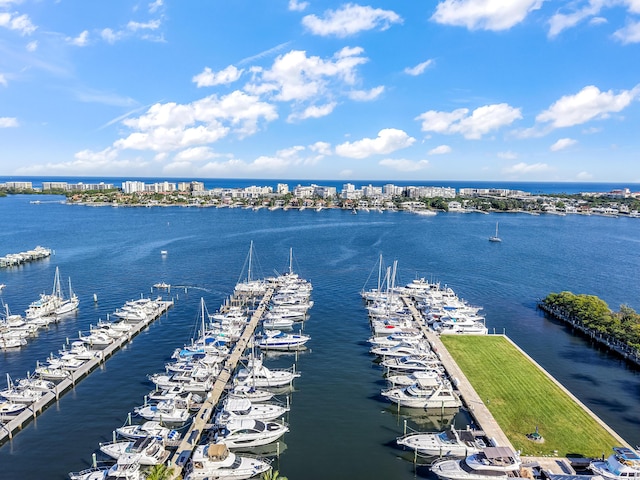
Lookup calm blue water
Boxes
[0,195,639,480]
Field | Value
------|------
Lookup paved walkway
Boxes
[400,296,514,449]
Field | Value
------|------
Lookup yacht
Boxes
[381,354,441,372]
[397,426,487,457]
[133,399,191,424]
[0,401,29,417]
[215,398,289,424]
[115,420,182,445]
[184,443,271,480]
[227,385,275,403]
[590,447,640,480]
[386,369,444,387]
[381,378,462,409]
[99,436,170,465]
[69,453,145,480]
[254,330,310,351]
[431,446,522,480]
[234,357,300,388]
[210,418,289,448]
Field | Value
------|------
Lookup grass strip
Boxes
[440,335,619,457]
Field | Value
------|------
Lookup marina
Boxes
[0,246,52,268]
[0,194,639,479]
[0,296,173,444]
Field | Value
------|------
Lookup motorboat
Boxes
[210,418,289,448]
[116,420,182,445]
[79,330,113,348]
[381,354,441,372]
[590,447,640,480]
[367,330,424,348]
[381,378,462,409]
[215,398,288,424]
[35,365,69,382]
[386,369,444,387]
[99,436,170,465]
[16,376,55,392]
[234,357,300,388]
[0,375,46,404]
[397,426,487,457]
[0,401,29,417]
[254,330,310,351]
[430,446,522,480]
[370,340,431,357]
[69,453,145,480]
[134,399,191,424]
[262,316,295,330]
[227,385,274,403]
[184,443,271,480]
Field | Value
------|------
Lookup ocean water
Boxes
[0,195,639,479]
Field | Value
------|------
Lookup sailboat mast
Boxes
[289,247,293,275]
[248,241,253,282]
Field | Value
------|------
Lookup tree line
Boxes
[541,291,640,350]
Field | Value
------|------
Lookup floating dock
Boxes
[0,298,173,445]
[0,246,52,268]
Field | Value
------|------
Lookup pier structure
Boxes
[0,297,173,445]
[400,296,514,449]
[0,246,52,268]
[168,286,275,479]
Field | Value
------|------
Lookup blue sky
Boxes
[1,1,640,182]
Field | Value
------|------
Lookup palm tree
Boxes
[146,464,177,480]
[261,469,288,480]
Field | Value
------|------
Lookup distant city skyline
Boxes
[1,1,639,182]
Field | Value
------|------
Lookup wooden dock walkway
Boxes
[0,298,173,445]
[168,287,275,479]
[400,296,515,449]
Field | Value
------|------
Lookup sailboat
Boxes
[489,222,502,242]
[54,270,79,315]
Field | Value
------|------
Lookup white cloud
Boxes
[404,60,434,76]
[432,0,544,31]
[379,158,429,172]
[149,0,163,13]
[576,171,594,180]
[428,145,452,155]
[19,147,148,174]
[335,128,415,159]
[288,102,337,122]
[244,47,369,119]
[174,146,217,162]
[550,137,577,151]
[536,84,640,128]
[614,20,640,44]
[67,30,89,47]
[0,12,36,35]
[26,40,37,51]
[498,151,518,160]
[101,28,123,44]
[0,117,18,127]
[75,88,137,107]
[302,4,402,38]
[309,141,332,156]
[113,91,277,153]
[348,86,384,101]
[0,73,6,87]
[193,65,243,87]
[416,103,522,139]
[288,0,309,12]
[503,162,551,174]
[127,19,161,31]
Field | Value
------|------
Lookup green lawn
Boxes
[440,335,620,457]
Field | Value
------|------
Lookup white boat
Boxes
[0,374,45,404]
[262,316,295,330]
[0,401,29,417]
[153,282,171,289]
[215,398,289,424]
[79,330,114,348]
[254,330,310,351]
[116,420,182,445]
[370,340,431,357]
[69,453,145,480]
[431,446,521,480]
[489,222,502,242]
[227,385,275,403]
[397,426,487,457]
[25,267,71,319]
[590,447,640,480]
[0,335,27,350]
[381,354,441,372]
[381,378,462,409]
[134,399,191,424]
[16,376,55,391]
[210,418,289,448]
[184,443,271,480]
[35,365,69,382]
[55,275,79,315]
[99,436,170,465]
[234,357,300,388]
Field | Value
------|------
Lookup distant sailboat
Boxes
[489,222,502,242]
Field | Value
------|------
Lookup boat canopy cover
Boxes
[207,443,230,460]
[483,446,517,460]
